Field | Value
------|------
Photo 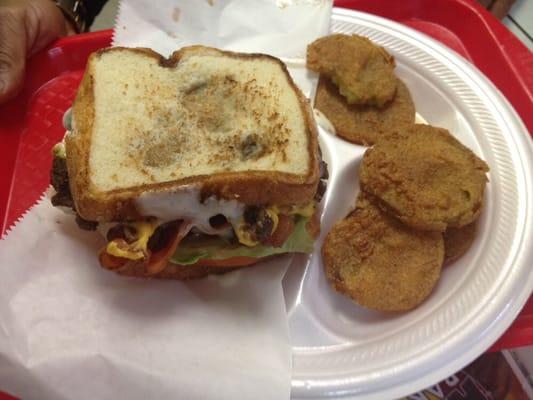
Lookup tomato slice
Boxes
[99,219,265,272]
[189,256,260,268]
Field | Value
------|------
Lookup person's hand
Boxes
[0,0,75,104]
[477,0,516,19]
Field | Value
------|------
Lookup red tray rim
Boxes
[0,8,531,400]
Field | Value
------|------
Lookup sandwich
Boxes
[50,46,327,279]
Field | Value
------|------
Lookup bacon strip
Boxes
[99,221,192,274]
[263,214,295,248]
[145,221,192,276]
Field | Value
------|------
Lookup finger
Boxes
[0,8,27,103]
[489,0,514,19]
[25,1,68,56]
[65,20,77,36]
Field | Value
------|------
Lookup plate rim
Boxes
[291,8,533,399]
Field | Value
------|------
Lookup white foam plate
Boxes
[286,8,533,399]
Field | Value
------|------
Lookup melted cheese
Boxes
[277,202,315,218]
[233,206,279,247]
[135,186,244,234]
[107,187,317,251]
[234,226,260,247]
[106,220,157,260]
[266,208,279,232]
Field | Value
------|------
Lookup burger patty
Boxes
[50,156,73,209]
[50,155,98,231]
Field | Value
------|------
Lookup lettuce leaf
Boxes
[170,216,314,265]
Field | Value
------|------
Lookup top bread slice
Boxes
[66,46,320,222]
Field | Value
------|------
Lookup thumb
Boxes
[0,8,27,103]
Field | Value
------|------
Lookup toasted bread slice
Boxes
[67,46,320,222]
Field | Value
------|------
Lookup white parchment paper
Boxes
[0,195,292,400]
[0,1,331,398]
[113,0,333,97]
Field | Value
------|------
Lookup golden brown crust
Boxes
[67,46,320,222]
[322,193,444,312]
[67,50,141,221]
[359,124,489,231]
[307,34,397,107]
[66,59,96,218]
[314,76,415,146]
[443,221,478,265]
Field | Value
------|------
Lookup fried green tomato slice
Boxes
[314,75,415,145]
[360,124,489,231]
[322,194,444,312]
[307,34,397,107]
[443,221,478,265]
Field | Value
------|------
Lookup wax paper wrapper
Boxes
[0,195,291,400]
[112,0,333,97]
[0,1,331,399]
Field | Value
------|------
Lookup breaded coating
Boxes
[322,194,444,312]
[360,124,489,231]
[307,34,397,107]
[315,76,415,145]
[444,222,478,265]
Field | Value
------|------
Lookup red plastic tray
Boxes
[0,1,531,397]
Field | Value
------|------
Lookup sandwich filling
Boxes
[51,143,327,275]
[52,47,327,276]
